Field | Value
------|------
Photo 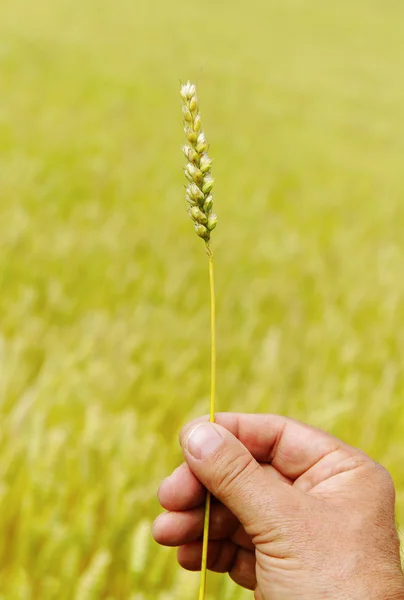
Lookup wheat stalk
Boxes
[180,81,217,600]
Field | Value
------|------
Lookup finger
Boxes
[158,460,292,514]
[158,463,205,511]
[180,422,297,537]
[293,446,364,493]
[178,541,256,590]
[152,503,254,550]
[183,413,355,481]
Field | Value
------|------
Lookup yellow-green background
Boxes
[1,0,404,597]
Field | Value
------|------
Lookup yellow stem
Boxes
[208,250,216,425]
[199,247,216,600]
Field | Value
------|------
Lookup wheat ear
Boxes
[180,81,217,600]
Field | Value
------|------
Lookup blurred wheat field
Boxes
[1,0,404,597]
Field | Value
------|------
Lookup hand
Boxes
[153,413,404,600]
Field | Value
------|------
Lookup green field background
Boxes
[1,0,404,597]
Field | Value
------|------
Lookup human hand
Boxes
[153,413,404,599]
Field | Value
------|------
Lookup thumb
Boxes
[180,421,295,536]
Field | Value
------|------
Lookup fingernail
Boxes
[185,423,223,459]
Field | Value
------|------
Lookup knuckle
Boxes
[213,452,259,499]
[362,458,395,487]
[374,463,396,495]
[357,461,397,513]
[352,453,395,491]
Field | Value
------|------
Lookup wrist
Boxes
[352,569,404,600]
[324,563,404,600]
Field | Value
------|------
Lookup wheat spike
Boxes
[181,82,218,245]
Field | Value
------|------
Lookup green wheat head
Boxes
[181,82,218,244]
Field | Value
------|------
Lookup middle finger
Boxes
[152,502,254,551]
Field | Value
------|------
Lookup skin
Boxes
[153,413,404,600]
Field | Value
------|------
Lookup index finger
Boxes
[182,413,355,481]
